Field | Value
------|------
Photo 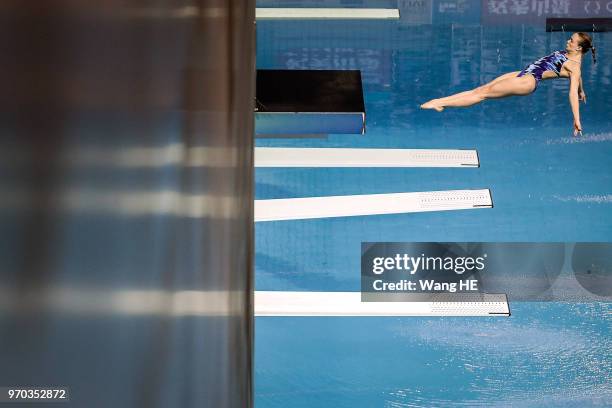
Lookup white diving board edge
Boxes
[255,8,400,20]
[255,291,511,316]
[255,189,493,222]
[255,148,480,168]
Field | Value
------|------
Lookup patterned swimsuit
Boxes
[517,50,569,91]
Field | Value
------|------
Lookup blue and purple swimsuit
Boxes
[517,50,569,91]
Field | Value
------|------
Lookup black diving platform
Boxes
[255,69,366,135]
[546,18,612,32]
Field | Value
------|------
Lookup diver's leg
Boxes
[441,75,535,107]
[424,74,534,110]
[421,72,522,111]
[439,72,522,104]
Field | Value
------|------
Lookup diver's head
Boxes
[567,32,597,63]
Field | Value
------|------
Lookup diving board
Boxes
[254,291,510,316]
[254,148,480,167]
[255,8,400,20]
[254,189,493,222]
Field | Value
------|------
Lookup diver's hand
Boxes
[573,120,583,137]
[578,90,587,103]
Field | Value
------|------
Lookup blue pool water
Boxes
[257,303,611,407]
[255,19,611,406]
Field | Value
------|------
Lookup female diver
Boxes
[421,32,596,136]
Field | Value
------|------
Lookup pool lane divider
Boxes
[255,148,480,168]
[255,8,400,20]
[254,291,510,316]
[254,189,493,222]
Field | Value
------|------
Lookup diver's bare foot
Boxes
[420,100,444,112]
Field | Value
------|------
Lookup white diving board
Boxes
[254,189,493,222]
[255,8,400,20]
[255,148,480,168]
[254,291,510,316]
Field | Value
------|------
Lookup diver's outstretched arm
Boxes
[568,68,583,136]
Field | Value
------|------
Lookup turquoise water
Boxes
[255,20,611,406]
[256,303,611,407]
